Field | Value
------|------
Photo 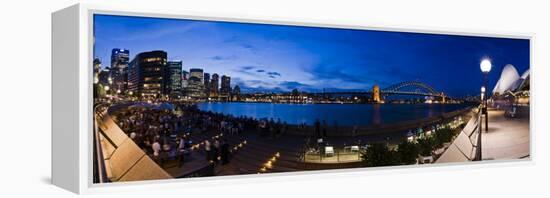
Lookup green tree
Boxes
[434,127,453,148]
[95,84,107,98]
[291,88,299,96]
[417,137,435,156]
[361,143,397,167]
[396,141,419,164]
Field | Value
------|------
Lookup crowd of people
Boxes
[109,101,373,170]
[111,103,280,167]
[258,117,289,138]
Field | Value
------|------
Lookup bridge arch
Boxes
[381,81,439,95]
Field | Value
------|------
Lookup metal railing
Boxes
[302,148,362,163]
[474,105,483,161]
[93,103,109,183]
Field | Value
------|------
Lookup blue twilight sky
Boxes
[94,14,530,97]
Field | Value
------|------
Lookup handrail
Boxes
[473,105,483,161]
[93,103,110,183]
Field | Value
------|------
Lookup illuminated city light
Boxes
[264,161,272,169]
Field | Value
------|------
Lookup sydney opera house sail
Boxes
[492,64,530,95]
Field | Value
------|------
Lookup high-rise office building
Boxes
[166,61,183,97]
[110,48,130,93]
[232,85,241,101]
[181,70,189,94]
[189,68,204,82]
[204,72,210,97]
[111,48,130,69]
[127,50,167,97]
[181,70,189,90]
[220,75,231,96]
[98,67,111,87]
[186,76,205,98]
[182,70,189,81]
[210,73,219,97]
[187,68,205,98]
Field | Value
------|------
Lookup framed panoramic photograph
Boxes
[52,4,532,194]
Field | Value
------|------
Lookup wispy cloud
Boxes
[234,65,260,77]
[267,71,282,78]
[241,66,255,70]
[235,65,283,79]
[307,63,367,84]
[209,55,238,61]
[223,35,260,53]
[278,81,310,90]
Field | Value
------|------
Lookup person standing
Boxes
[178,137,186,167]
[152,139,162,165]
[220,139,230,165]
[314,119,321,138]
[204,140,212,162]
[152,139,161,157]
[130,131,137,140]
[213,139,220,164]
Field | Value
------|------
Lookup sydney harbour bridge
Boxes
[316,81,448,103]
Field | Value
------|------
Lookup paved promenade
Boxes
[482,107,530,160]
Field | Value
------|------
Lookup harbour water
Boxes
[197,102,471,127]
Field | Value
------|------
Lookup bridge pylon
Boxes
[373,85,381,103]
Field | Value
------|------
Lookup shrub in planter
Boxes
[361,143,397,167]
[417,137,435,157]
[396,141,419,165]
[434,127,453,148]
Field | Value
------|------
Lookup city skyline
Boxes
[94,14,530,97]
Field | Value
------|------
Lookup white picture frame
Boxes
[52,3,533,194]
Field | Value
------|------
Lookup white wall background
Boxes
[1,0,549,197]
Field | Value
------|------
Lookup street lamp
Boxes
[481,86,486,102]
[104,85,110,99]
[480,58,491,133]
[480,59,492,73]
